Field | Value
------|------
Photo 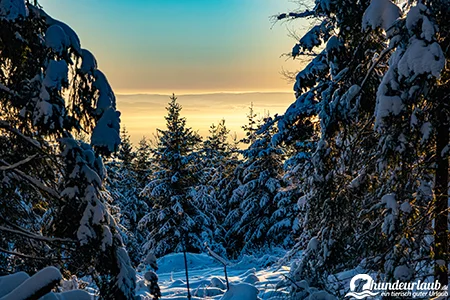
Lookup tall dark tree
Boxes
[117,126,136,167]
[134,136,153,186]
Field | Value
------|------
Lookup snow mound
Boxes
[305,290,337,300]
[152,251,290,299]
[157,252,220,273]
[0,267,61,300]
[220,283,259,300]
[0,271,30,297]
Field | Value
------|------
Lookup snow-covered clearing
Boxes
[137,251,291,299]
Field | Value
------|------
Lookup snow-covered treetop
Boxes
[1,3,122,155]
[0,0,27,21]
[45,24,70,55]
[28,5,81,54]
[362,0,401,32]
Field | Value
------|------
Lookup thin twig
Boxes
[0,226,76,244]
[0,247,54,261]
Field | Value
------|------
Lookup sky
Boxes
[39,0,308,141]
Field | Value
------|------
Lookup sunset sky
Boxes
[39,0,308,142]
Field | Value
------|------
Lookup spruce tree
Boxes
[273,0,449,295]
[195,119,235,255]
[105,129,148,266]
[139,94,209,257]
[224,113,287,256]
[117,126,136,167]
[134,136,153,186]
[0,2,154,298]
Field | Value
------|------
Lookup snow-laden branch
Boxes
[0,154,38,171]
[207,246,229,266]
[276,10,315,21]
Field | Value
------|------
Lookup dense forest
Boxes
[0,0,448,299]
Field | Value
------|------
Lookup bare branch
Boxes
[0,160,60,199]
[0,154,38,171]
[0,247,53,261]
[0,226,76,244]
[0,83,17,96]
[0,120,41,149]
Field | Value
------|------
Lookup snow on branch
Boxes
[0,83,17,96]
[276,10,315,21]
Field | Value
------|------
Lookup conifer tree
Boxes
[105,129,148,265]
[134,136,153,186]
[224,113,286,256]
[139,94,210,257]
[117,126,136,167]
[0,1,156,298]
[195,119,235,255]
[273,0,449,295]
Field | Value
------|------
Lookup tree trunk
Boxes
[434,99,449,287]
[183,232,192,300]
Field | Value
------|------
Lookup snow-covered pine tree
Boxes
[273,0,449,295]
[0,1,154,298]
[105,129,148,266]
[369,0,449,285]
[117,126,137,167]
[273,0,401,291]
[139,94,211,257]
[134,136,153,186]
[241,102,259,145]
[195,119,235,256]
[224,114,286,256]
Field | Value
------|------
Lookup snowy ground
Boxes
[137,250,291,299]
